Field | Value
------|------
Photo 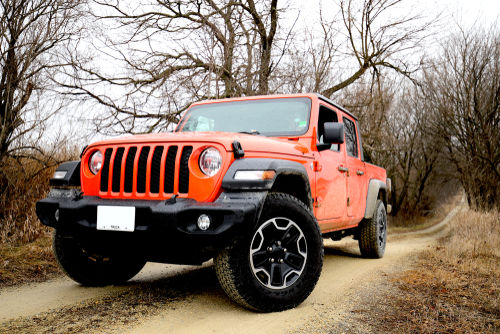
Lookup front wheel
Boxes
[214,193,323,312]
[53,230,146,286]
[358,199,387,258]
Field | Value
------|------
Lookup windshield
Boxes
[178,97,311,136]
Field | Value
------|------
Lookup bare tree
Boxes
[0,0,84,165]
[242,0,278,94]
[63,0,287,135]
[339,79,441,217]
[426,25,500,210]
[320,0,431,97]
[277,8,340,94]
[280,0,433,98]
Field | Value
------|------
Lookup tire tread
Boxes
[358,199,386,258]
[214,192,323,312]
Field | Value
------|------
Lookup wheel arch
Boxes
[270,173,312,210]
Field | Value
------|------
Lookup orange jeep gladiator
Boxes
[36,93,391,312]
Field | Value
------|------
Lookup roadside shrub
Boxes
[0,158,55,243]
[0,147,78,244]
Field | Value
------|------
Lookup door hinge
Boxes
[347,197,350,207]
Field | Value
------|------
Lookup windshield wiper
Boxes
[238,130,261,135]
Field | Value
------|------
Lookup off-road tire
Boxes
[358,199,387,258]
[53,230,146,286]
[214,192,323,312]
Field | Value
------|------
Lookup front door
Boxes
[315,105,347,227]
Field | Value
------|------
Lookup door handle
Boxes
[356,170,364,176]
[338,166,349,173]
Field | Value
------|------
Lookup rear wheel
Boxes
[358,199,387,258]
[53,230,146,286]
[214,193,323,312]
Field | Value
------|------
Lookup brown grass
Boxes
[358,209,500,333]
[0,146,78,244]
[0,233,61,288]
[0,158,56,244]
[0,152,77,287]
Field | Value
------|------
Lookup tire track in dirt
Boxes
[0,263,207,323]
[0,205,463,334]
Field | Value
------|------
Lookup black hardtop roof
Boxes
[315,94,358,121]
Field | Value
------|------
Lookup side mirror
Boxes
[323,122,344,144]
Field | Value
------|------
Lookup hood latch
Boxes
[232,140,245,159]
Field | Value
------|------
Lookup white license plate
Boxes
[97,206,135,232]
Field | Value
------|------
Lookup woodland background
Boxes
[0,0,499,244]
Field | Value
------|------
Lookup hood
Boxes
[87,131,312,157]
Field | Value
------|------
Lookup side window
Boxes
[317,105,339,151]
[343,117,358,157]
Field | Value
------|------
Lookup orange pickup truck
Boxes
[37,93,391,312]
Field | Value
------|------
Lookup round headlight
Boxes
[199,147,222,177]
[89,150,103,175]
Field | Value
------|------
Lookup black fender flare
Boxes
[50,161,81,187]
[221,158,312,210]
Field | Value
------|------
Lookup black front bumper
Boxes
[36,189,266,264]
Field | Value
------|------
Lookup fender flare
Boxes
[364,179,388,219]
[222,158,310,190]
[49,161,81,187]
[221,158,312,208]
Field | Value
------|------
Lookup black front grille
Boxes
[98,144,192,196]
[136,146,151,193]
[112,147,125,192]
[150,146,164,194]
[124,147,137,193]
[164,146,178,193]
[100,148,113,192]
[179,146,193,193]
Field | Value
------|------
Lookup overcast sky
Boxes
[420,0,500,26]
[298,0,499,30]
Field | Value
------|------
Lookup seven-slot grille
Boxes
[99,145,193,196]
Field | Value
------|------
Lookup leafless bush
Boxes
[0,147,78,244]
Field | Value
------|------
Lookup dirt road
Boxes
[0,205,462,334]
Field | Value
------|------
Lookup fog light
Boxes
[197,214,211,230]
[55,209,60,222]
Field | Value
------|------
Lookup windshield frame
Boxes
[175,97,312,137]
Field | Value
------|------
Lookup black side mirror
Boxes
[323,122,344,144]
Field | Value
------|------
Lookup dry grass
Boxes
[0,158,56,244]
[358,209,500,333]
[0,233,61,288]
[0,147,78,244]
[0,152,77,287]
